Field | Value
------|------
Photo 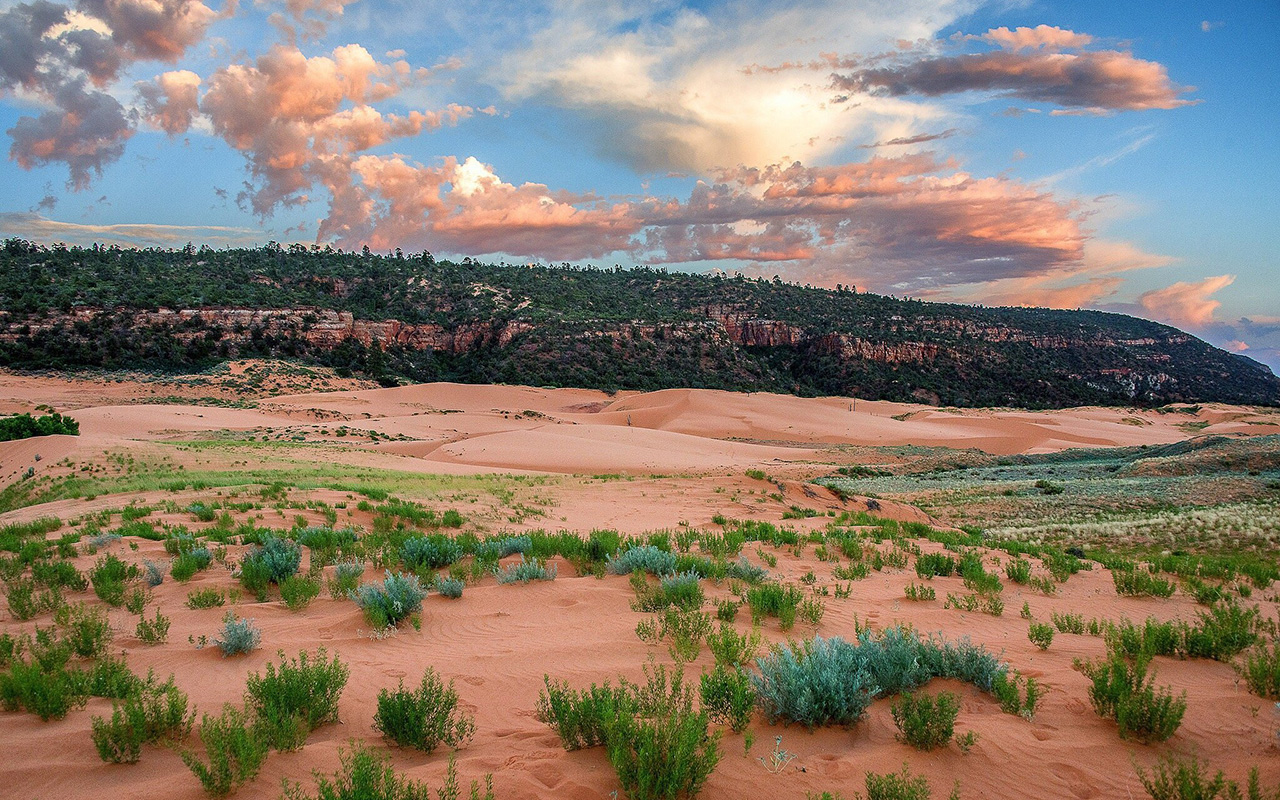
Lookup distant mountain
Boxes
[1,239,1276,408]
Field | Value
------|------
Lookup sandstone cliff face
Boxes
[0,304,1193,399]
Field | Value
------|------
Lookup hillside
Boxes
[1,239,1276,407]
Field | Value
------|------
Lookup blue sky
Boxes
[1,0,1277,369]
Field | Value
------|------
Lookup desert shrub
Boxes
[136,608,171,644]
[0,411,79,440]
[1079,651,1185,742]
[1028,623,1054,651]
[6,579,62,619]
[180,704,270,797]
[328,559,364,599]
[658,571,704,610]
[1236,643,1280,699]
[891,691,959,751]
[245,648,349,750]
[1051,612,1087,635]
[171,548,213,582]
[90,553,139,606]
[944,592,1004,616]
[280,575,321,611]
[608,545,677,576]
[400,535,463,571]
[1113,569,1176,598]
[91,675,193,763]
[187,588,226,609]
[32,559,87,591]
[1106,618,1185,659]
[435,575,465,598]
[724,556,767,584]
[374,667,475,753]
[0,659,88,720]
[699,665,755,732]
[142,559,167,587]
[213,613,261,657]
[658,608,713,663]
[706,623,761,668]
[863,763,936,800]
[1185,602,1259,661]
[832,562,871,581]
[493,555,557,585]
[904,583,936,601]
[1135,754,1280,800]
[715,599,739,622]
[753,635,875,728]
[280,743,494,800]
[0,632,20,667]
[1004,558,1031,584]
[604,667,721,800]
[959,554,1002,595]
[799,596,825,627]
[745,583,804,629]
[536,676,634,751]
[476,534,531,561]
[56,602,113,658]
[86,655,144,699]
[915,553,955,579]
[350,571,427,629]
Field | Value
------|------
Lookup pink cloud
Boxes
[137,69,201,134]
[1139,274,1236,328]
[980,25,1093,52]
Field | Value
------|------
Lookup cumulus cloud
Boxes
[137,68,201,134]
[1139,274,1236,328]
[978,25,1093,52]
[1,0,224,187]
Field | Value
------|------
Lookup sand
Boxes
[1,374,1278,799]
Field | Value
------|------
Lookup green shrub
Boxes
[1236,643,1280,699]
[1079,651,1185,742]
[213,613,260,657]
[1004,558,1031,584]
[56,602,113,658]
[1136,754,1280,800]
[536,676,633,751]
[0,411,79,440]
[699,665,755,732]
[245,648,349,751]
[959,553,1002,595]
[400,535,463,571]
[136,608,171,644]
[90,553,139,606]
[1028,622,1054,651]
[91,675,193,763]
[890,691,959,751]
[239,537,301,592]
[705,623,760,668]
[349,571,426,629]
[904,583,935,602]
[373,667,475,752]
[187,588,226,609]
[280,575,321,610]
[180,704,270,797]
[32,559,87,591]
[0,658,89,720]
[171,548,213,582]
[1051,612,1086,635]
[863,763,936,800]
[6,580,64,623]
[86,655,144,699]
[715,599,739,622]
[646,607,713,663]
[493,556,556,584]
[1113,569,1176,598]
[281,743,494,800]
[915,553,955,579]
[1185,602,1258,661]
[658,571,704,610]
[745,582,803,629]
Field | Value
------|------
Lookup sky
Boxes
[1,0,1277,370]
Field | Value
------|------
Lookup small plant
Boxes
[280,744,493,800]
[90,553,139,606]
[1028,622,1054,651]
[180,704,270,797]
[55,602,113,658]
[280,575,321,610]
[245,648,349,750]
[187,588,227,609]
[136,608,171,644]
[759,736,796,774]
[605,698,720,800]
[706,623,761,668]
[91,675,193,763]
[536,676,633,751]
[1020,601,1032,619]
[124,586,149,614]
[608,545,678,576]
[914,553,955,579]
[1004,558,1031,584]
[171,548,213,582]
[328,559,364,599]
[864,763,943,800]
[435,575,465,598]
[493,555,557,585]
[1113,569,1176,599]
[373,667,476,753]
[1052,611,1086,635]
[658,607,714,663]
[891,691,959,751]
[142,559,167,587]
[213,612,261,657]
[745,582,804,630]
[1236,642,1280,699]
[349,571,427,629]
[956,730,979,754]
[715,599,739,622]
[1135,753,1280,800]
[904,583,936,602]
[1078,650,1185,742]
[799,596,826,627]
[699,665,755,732]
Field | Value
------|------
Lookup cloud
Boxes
[834,49,1195,112]
[1,0,223,187]
[1200,20,1223,33]
[269,0,360,42]
[0,210,262,247]
[137,68,201,134]
[978,25,1093,52]
[1138,274,1236,328]
[859,128,957,148]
